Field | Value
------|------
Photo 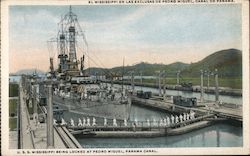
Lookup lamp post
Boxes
[200,70,204,103]
[46,83,54,148]
[214,69,219,102]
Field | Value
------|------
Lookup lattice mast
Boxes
[56,6,86,78]
[58,19,68,73]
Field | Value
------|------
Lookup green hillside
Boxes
[85,48,242,89]
[87,62,189,77]
[86,49,242,78]
[181,49,242,77]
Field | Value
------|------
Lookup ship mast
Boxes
[68,6,77,64]
[58,16,67,73]
[48,6,88,80]
[57,6,87,80]
[65,6,79,78]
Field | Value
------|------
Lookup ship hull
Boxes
[53,95,131,120]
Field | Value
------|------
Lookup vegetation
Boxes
[9,83,19,97]
[181,49,242,77]
[9,99,17,116]
[87,48,242,89]
[132,76,242,89]
[9,99,18,130]
[87,62,189,77]
[9,117,17,130]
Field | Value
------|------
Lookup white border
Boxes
[1,0,249,155]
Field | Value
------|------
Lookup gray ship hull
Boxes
[53,95,131,120]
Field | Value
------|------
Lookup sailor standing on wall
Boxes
[132,122,136,132]
[104,118,107,126]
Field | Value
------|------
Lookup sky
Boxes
[9,4,242,73]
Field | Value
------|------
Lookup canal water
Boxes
[111,84,242,105]
[9,76,242,105]
[62,105,242,148]
[9,76,242,147]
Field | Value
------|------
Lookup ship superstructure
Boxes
[48,6,87,81]
[47,6,131,120]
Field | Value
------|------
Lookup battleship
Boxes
[47,6,131,120]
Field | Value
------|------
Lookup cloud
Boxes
[9,5,242,73]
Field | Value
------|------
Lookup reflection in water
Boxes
[216,126,220,147]
[64,105,242,148]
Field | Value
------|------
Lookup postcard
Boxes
[1,0,249,155]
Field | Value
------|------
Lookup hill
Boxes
[181,49,242,77]
[12,69,46,76]
[87,61,189,77]
[86,49,242,78]
[13,49,241,79]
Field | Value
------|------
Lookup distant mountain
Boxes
[181,49,242,77]
[86,49,241,78]
[111,62,166,76]
[86,61,189,77]
[14,49,241,78]
[12,69,46,76]
[165,62,190,76]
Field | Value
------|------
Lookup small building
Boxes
[173,96,197,107]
